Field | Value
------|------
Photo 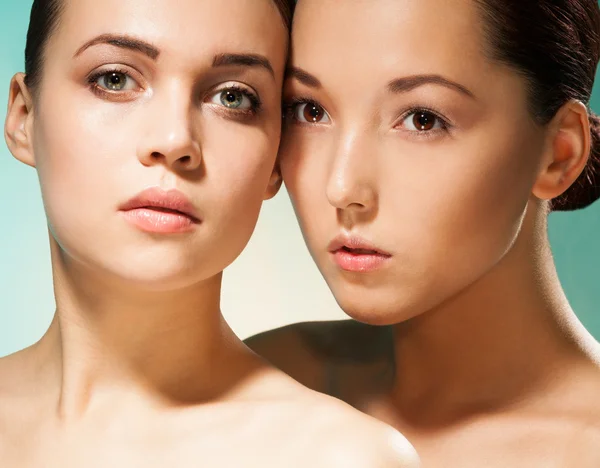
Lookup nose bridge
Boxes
[326,126,376,210]
[156,82,194,154]
[138,80,201,168]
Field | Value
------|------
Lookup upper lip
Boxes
[327,234,391,256]
[119,187,200,222]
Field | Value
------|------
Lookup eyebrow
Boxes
[285,66,322,88]
[212,53,275,77]
[74,34,160,60]
[387,74,475,98]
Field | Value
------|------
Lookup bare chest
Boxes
[406,417,600,468]
[0,412,330,468]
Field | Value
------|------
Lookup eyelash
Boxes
[284,97,318,109]
[283,98,325,122]
[87,67,138,97]
[87,70,262,119]
[214,84,262,115]
[284,99,452,136]
[397,107,452,135]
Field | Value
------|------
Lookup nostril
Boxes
[145,152,194,167]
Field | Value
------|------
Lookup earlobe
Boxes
[532,100,590,202]
[263,162,283,200]
[4,73,36,168]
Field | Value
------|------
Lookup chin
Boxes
[105,264,209,291]
[117,270,208,291]
[87,250,223,292]
[51,233,227,290]
[330,284,426,326]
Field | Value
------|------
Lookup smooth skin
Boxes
[247,0,600,466]
[0,0,418,466]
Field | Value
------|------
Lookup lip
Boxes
[328,234,391,273]
[119,187,200,234]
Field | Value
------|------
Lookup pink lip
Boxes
[328,235,391,272]
[119,188,200,234]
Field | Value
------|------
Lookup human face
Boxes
[25,0,287,289]
[281,0,548,324]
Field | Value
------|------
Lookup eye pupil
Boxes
[104,72,126,91]
[221,90,243,108]
[303,103,324,123]
[413,112,436,131]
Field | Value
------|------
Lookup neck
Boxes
[390,207,599,425]
[39,238,258,420]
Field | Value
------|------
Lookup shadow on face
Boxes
[5,0,288,290]
[279,0,558,323]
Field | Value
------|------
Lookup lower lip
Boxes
[331,249,391,272]
[120,208,197,234]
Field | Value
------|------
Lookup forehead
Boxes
[52,0,287,68]
[291,0,489,88]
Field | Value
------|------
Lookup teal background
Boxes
[1,1,599,357]
[1,2,55,357]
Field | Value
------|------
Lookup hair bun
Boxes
[551,111,600,211]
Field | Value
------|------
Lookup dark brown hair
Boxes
[272,0,295,31]
[24,0,295,91]
[477,0,600,210]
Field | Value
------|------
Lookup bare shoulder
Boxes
[570,423,600,467]
[0,343,55,423]
[324,415,420,467]
[245,320,394,392]
[568,369,600,466]
[0,347,36,447]
[303,395,420,467]
[0,348,28,400]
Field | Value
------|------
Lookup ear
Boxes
[263,160,283,200]
[4,73,36,168]
[532,100,590,202]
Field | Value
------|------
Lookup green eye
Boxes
[220,89,245,108]
[209,85,259,112]
[102,72,129,91]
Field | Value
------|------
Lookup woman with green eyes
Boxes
[249,0,600,465]
[0,0,419,465]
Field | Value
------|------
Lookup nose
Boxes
[326,131,377,214]
[137,84,202,172]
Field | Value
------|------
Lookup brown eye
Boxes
[412,111,436,131]
[400,110,446,133]
[303,103,325,123]
[292,102,331,124]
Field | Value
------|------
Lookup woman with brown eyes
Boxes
[0,0,420,466]
[248,0,600,465]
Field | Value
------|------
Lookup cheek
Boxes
[382,125,543,281]
[33,94,134,241]
[280,129,331,240]
[203,122,278,243]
